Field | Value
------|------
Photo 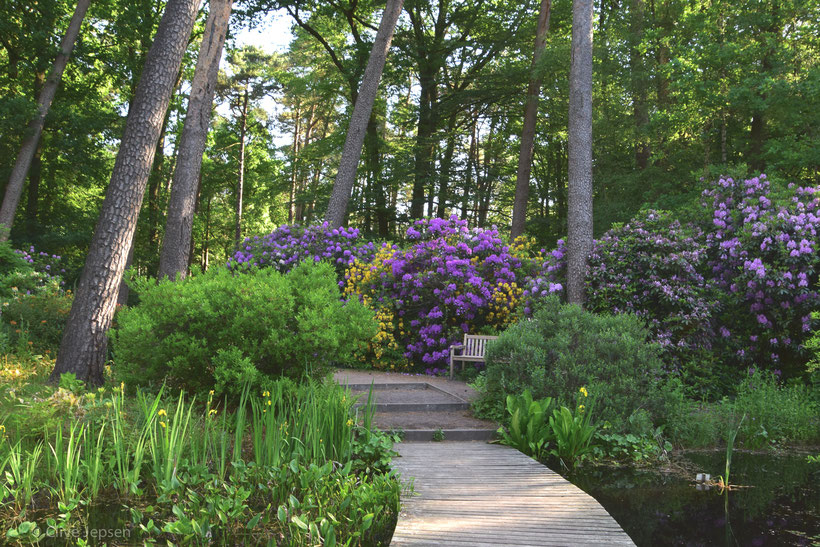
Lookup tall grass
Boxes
[0,378,379,518]
[49,422,85,503]
[147,391,194,485]
[4,441,42,510]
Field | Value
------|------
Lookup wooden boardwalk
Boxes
[390,442,634,546]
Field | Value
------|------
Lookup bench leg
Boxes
[449,353,455,380]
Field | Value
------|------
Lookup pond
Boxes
[571,451,819,546]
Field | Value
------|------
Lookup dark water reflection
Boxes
[571,451,819,546]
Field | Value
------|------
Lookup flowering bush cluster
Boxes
[344,217,541,370]
[0,242,65,299]
[524,175,819,381]
[701,175,818,373]
[226,223,377,280]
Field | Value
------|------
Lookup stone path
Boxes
[333,369,635,546]
[335,369,497,441]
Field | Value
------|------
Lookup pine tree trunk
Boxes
[0,0,91,240]
[50,0,201,385]
[510,0,551,240]
[288,102,301,224]
[566,0,594,306]
[235,87,248,247]
[411,68,435,220]
[630,0,650,169]
[325,0,404,228]
[461,118,478,220]
[158,0,232,280]
[437,114,458,219]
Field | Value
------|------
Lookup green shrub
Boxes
[733,372,819,448]
[476,296,666,431]
[111,261,377,397]
[663,373,819,448]
[2,289,72,353]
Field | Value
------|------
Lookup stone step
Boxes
[399,429,498,442]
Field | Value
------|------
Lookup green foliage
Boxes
[497,390,553,460]
[1,288,72,353]
[478,296,667,431]
[548,404,597,470]
[57,372,85,394]
[594,430,670,463]
[112,261,377,397]
[0,372,400,544]
[663,373,820,448]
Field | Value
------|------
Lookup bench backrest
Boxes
[463,334,499,357]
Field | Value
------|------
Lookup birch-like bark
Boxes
[566,0,594,306]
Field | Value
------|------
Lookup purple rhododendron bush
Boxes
[230,176,818,394]
[525,175,819,390]
[227,223,377,279]
[343,217,542,371]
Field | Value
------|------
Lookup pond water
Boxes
[571,451,819,546]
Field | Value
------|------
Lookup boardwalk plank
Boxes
[390,442,634,546]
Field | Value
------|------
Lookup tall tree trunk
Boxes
[630,0,650,169]
[288,101,301,224]
[25,71,47,237]
[366,115,389,236]
[235,87,249,247]
[411,67,436,219]
[325,0,404,228]
[116,231,137,306]
[510,0,552,239]
[437,114,458,219]
[158,0,232,280]
[461,118,478,220]
[51,0,201,385]
[566,0,594,306]
[0,0,91,240]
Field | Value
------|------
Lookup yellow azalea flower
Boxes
[579,386,588,397]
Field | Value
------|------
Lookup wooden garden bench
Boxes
[449,334,498,379]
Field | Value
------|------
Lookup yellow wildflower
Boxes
[158,409,167,417]
[346,419,354,427]
[578,405,585,413]
[579,386,588,397]
[209,409,217,416]
[159,421,167,428]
